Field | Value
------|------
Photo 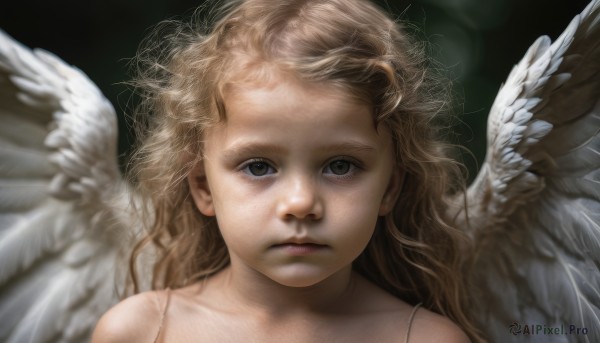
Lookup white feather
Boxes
[458,1,600,341]
[0,28,134,343]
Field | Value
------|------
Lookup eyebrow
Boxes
[221,143,286,162]
[322,141,377,154]
[221,141,377,162]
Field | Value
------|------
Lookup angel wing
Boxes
[458,0,600,341]
[0,29,134,342]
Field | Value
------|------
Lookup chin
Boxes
[266,264,344,288]
[274,276,328,288]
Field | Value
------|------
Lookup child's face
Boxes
[189,74,402,288]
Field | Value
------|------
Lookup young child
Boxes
[93,0,481,341]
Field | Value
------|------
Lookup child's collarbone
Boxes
[171,308,407,342]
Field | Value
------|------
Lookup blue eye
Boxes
[243,160,275,176]
[324,160,353,175]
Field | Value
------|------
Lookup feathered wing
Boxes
[457,0,600,341]
[0,30,134,342]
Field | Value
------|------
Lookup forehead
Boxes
[204,75,392,155]
[220,62,372,120]
[220,57,372,108]
[227,78,366,120]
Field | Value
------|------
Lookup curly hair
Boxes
[128,0,483,340]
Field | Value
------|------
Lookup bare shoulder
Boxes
[352,275,470,342]
[92,290,169,343]
[409,306,471,343]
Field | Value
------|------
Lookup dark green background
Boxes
[0,0,590,180]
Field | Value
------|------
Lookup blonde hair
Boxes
[128,0,483,340]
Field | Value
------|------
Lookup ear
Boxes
[378,168,404,216]
[188,162,216,216]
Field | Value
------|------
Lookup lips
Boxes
[271,242,328,255]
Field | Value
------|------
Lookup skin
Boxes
[194,76,401,291]
[92,74,470,342]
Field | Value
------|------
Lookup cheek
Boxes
[329,189,381,236]
[210,177,271,239]
[213,204,260,256]
[221,195,271,226]
[344,174,391,212]
[330,174,390,233]
[330,208,378,263]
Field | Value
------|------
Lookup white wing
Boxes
[0,29,133,342]
[457,0,600,341]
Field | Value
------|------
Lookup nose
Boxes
[276,174,323,221]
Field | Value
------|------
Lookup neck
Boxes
[216,262,357,317]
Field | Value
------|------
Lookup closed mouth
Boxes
[271,242,329,254]
[273,242,327,247]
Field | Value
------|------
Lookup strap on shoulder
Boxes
[153,289,171,343]
[404,303,422,343]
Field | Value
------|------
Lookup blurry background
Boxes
[0,0,590,180]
